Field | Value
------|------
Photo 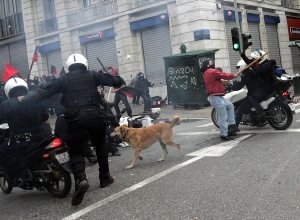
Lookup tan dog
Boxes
[110,116,182,169]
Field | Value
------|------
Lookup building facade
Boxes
[1,0,300,97]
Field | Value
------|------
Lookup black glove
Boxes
[113,76,126,88]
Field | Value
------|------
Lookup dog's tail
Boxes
[169,115,181,127]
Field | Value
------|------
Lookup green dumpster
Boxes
[164,49,219,108]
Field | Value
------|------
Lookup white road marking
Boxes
[177,128,300,136]
[196,122,213,128]
[295,108,300,114]
[62,135,249,220]
[187,135,251,157]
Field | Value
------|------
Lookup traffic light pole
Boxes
[234,0,243,53]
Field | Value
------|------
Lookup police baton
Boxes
[96,57,109,74]
[237,51,270,75]
[97,57,113,101]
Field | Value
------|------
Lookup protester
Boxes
[134,72,154,113]
[202,59,241,140]
[108,66,132,120]
[18,53,124,206]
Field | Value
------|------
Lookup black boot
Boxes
[71,174,89,206]
[220,135,234,141]
[100,173,114,188]
[228,124,238,136]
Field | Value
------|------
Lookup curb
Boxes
[180,118,208,123]
[159,117,207,123]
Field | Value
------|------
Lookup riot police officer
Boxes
[0,77,51,175]
[19,53,124,206]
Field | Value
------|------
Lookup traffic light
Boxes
[231,28,240,51]
[242,33,252,51]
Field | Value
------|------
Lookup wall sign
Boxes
[194,29,210,41]
[287,17,300,39]
[79,28,115,44]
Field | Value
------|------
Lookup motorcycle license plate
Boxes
[55,152,70,164]
[288,103,296,112]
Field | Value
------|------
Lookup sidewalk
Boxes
[128,103,212,123]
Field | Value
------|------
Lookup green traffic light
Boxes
[233,43,240,50]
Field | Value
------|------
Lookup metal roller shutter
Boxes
[46,50,62,76]
[225,20,241,72]
[86,38,118,71]
[141,25,172,85]
[265,24,281,66]
[247,22,261,52]
[9,40,29,78]
[291,47,300,73]
[0,45,9,79]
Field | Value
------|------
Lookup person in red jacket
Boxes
[202,59,241,140]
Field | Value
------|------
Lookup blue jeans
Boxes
[208,96,236,136]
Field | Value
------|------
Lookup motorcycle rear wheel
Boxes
[0,167,13,194]
[267,102,293,130]
[40,159,71,198]
[211,108,220,128]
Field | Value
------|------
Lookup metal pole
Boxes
[234,0,243,53]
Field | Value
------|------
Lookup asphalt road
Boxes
[1,104,300,220]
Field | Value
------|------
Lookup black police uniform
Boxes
[241,53,276,98]
[134,74,153,112]
[231,68,265,126]
[0,94,51,176]
[234,53,276,126]
[21,69,123,190]
[53,93,97,165]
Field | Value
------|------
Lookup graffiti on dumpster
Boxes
[166,66,197,90]
[198,56,212,73]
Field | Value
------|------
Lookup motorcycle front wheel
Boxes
[0,166,13,194]
[267,102,293,130]
[40,159,72,198]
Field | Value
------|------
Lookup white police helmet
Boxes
[236,59,246,70]
[4,77,28,98]
[251,49,267,60]
[65,53,88,71]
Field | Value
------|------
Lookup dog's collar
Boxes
[122,129,129,140]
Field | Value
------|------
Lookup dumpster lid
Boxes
[164,49,219,59]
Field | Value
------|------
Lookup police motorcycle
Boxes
[273,68,295,109]
[0,123,72,198]
[211,60,294,130]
